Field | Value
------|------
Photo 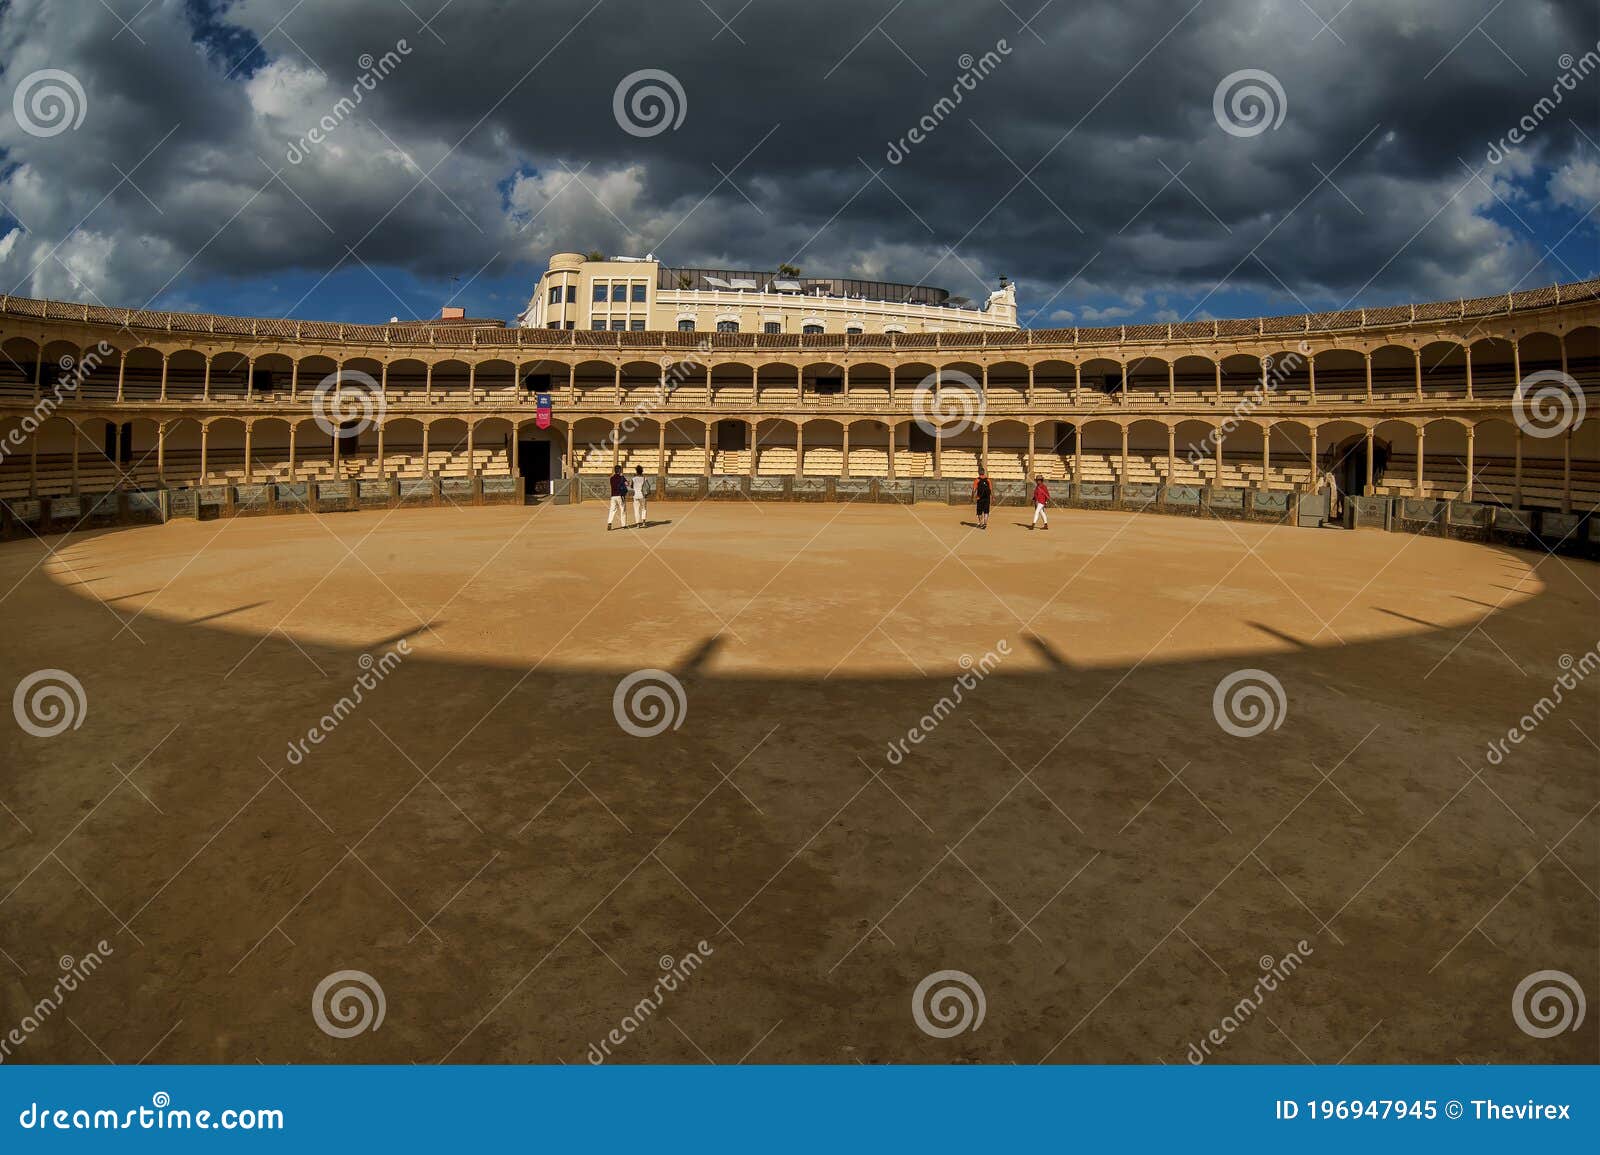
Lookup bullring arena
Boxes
[0,282,1596,1064]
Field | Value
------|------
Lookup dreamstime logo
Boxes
[1512,369,1585,439]
[312,970,386,1038]
[1512,969,1586,1038]
[613,69,686,138]
[1213,69,1286,138]
[13,669,86,738]
[285,41,412,164]
[1484,41,1600,166]
[911,370,985,439]
[612,668,687,737]
[885,39,1012,165]
[586,941,715,1063]
[912,970,986,1038]
[0,940,113,1064]
[12,69,88,138]
[1211,668,1286,737]
[1187,942,1313,1063]
[311,369,385,437]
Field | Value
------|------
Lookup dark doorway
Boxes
[519,440,553,496]
[1330,435,1386,497]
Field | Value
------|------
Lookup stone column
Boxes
[1464,344,1473,400]
[1213,359,1222,401]
[1308,354,1316,404]
[1512,338,1522,392]
[1464,426,1475,503]
[889,364,896,403]
[1364,428,1374,494]
[244,422,253,482]
[1412,349,1422,402]
[567,363,576,404]
[381,361,389,404]
[509,429,517,478]
[1167,361,1175,403]
[291,359,299,400]
[703,423,712,477]
[844,364,851,399]
[1414,426,1425,497]
[1073,425,1082,483]
[202,356,212,400]
[1121,424,1130,483]
[1364,352,1372,402]
[1027,424,1036,479]
[245,357,255,402]
[31,353,42,403]
[1073,363,1082,406]
[378,424,386,478]
[888,424,897,480]
[160,355,169,401]
[980,424,988,474]
[1167,424,1176,482]
[157,422,166,485]
[748,420,757,479]
[1212,425,1222,485]
[332,422,341,477]
[422,425,430,476]
[466,423,475,478]
[116,353,126,402]
[705,366,713,407]
[933,424,943,478]
[468,363,477,405]
[1027,363,1035,404]
[288,424,297,481]
[613,364,622,405]
[1261,424,1270,483]
[751,364,759,405]
[657,424,666,475]
[565,424,574,480]
[1309,425,1319,492]
[426,363,434,404]
[1563,428,1573,513]
[796,423,805,476]
[200,424,209,483]
[1513,428,1522,508]
[842,424,851,478]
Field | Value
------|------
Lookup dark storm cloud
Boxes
[0,0,1596,320]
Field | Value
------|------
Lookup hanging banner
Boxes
[535,392,553,430]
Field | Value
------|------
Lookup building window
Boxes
[591,319,606,330]
[547,286,561,305]
[763,321,780,334]
[630,319,646,331]
[565,321,575,330]
[678,320,696,332]
[846,326,863,335]
[592,284,607,302]
[611,284,627,302]
[547,321,562,330]
[631,283,647,302]
[566,285,577,303]
[611,320,626,331]
[803,323,823,335]
[716,320,739,333]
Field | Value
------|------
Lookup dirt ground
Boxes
[0,499,1595,1065]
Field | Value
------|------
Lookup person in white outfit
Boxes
[628,465,650,528]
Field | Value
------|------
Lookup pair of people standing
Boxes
[970,468,1053,530]
[606,465,650,530]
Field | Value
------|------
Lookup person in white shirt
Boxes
[628,465,650,528]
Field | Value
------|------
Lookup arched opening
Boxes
[1125,418,1170,482]
[1370,420,1420,497]
[473,417,515,478]
[986,360,1028,411]
[662,417,707,476]
[514,417,568,494]
[984,419,1030,480]
[1172,419,1218,485]
[1031,358,1075,408]
[431,358,473,405]
[208,351,251,401]
[382,418,428,479]
[846,418,891,478]
[802,419,843,476]
[1124,355,1169,405]
[710,361,755,409]
[1564,325,1598,403]
[756,361,799,405]
[1468,336,1517,399]
[570,416,616,475]
[1264,347,1310,402]
[1172,354,1217,404]
[1419,340,1466,401]
[474,358,518,406]
[1079,356,1123,404]
[1312,347,1365,402]
[849,360,893,408]
[1369,344,1417,401]
[1079,418,1124,483]
[1315,419,1371,504]
[387,357,431,405]
[754,419,798,476]
[248,417,294,483]
[200,417,246,485]
[0,337,41,399]
[1218,353,1260,404]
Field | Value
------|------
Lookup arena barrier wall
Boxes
[0,478,1590,557]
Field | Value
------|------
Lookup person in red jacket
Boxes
[1031,476,1051,530]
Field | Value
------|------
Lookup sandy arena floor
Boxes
[0,500,1595,1064]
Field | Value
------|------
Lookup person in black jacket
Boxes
[606,465,628,530]
[972,467,992,530]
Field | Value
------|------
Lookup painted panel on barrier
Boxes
[1122,483,1158,505]
[50,496,82,520]
[913,478,950,504]
[835,477,873,500]
[878,479,913,503]
[993,480,1027,506]
[1208,486,1246,509]
[749,476,788,499]
[1399,498,1443,523]
[665,476,704,499]
[1163,485,1201,506]
[580,476,610,499]
[277,482,310,505]
[1541,511,1582,540]
[398,479,432,500]
[481,477,516,496]
[1447,501,1491,527]
[198,485,229,506]
[357,479,390,500]
[1347,495,1387,528]
[167,489,198,517]
[127,490,162,513]
[791,476,829,500]
[1079,482,1115,501]
[708,474,747,496]
[440,477,472,499]
[1252,490,1291,512]
[236,484,271,508]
